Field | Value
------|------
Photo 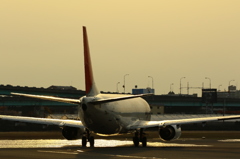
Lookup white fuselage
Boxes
[79,94,151,135]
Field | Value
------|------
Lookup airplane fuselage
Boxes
[79,94,151,135]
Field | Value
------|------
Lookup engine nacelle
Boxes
[62,126,84,140]
[159,125,181,141]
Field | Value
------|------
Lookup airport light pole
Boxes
[170,83,174,92]
[123,74,129,93]
[180,77,185,95]
[229,80,235,86]
[148,76,154,89]
[116,82,120,93]
[218,84,222,91]
[205,77,211,88]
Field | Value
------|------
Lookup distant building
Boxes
[132,87,155,95]
[217,85,240,98]
[47,85,77,91]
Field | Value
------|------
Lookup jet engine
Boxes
[159,125,181,141]
[62,126,84,140]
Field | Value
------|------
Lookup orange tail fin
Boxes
[83,26,99,96]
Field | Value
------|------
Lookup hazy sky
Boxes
[1,0,240,96]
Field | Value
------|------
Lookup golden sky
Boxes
[1,0,240,95]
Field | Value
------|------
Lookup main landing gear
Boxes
[133,129,147,147]
[82,129,95,147]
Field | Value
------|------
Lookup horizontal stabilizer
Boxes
[11,93,80,105]
[89,93,153,105]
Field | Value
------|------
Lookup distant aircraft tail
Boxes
[83,26,99,96]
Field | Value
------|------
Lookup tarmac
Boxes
[0,131,240,159]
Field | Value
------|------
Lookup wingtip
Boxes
[11,92,19,95]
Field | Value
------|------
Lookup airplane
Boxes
[1,26,240,147]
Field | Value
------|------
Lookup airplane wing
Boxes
[0,115,84,128]
[127,115,240,129]
[11,93,80,105]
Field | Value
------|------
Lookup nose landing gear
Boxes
[82,129,95,147]
[133,128,147,147]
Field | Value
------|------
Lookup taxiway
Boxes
[0,137,239,159]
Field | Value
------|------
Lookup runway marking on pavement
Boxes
[37,150,79,155]
[219,139,240,142]
[0,139,211,148]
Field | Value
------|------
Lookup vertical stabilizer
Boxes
[83,26,99,96]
